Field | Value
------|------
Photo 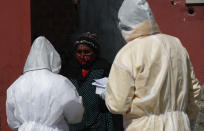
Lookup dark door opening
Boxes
[31,0,125,65]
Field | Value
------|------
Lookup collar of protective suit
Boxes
[125,19,160,42]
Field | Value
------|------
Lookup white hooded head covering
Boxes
[118,0,160,42]
[24,36,61,73]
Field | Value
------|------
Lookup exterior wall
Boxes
[0,1,31,131]
[148,0,204,84]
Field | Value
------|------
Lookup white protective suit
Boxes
[105,0,201,131]
[6,36,84,131]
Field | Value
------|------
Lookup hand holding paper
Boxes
[92,77,108,99]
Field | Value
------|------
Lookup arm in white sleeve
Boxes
[186,53,201,125]
[105,62,135,114]
[6,87,21,130]
[64,95,84,124]
[63,79,84,124]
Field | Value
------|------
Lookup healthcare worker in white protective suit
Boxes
[105,0,201,131]
[6,36,84,131]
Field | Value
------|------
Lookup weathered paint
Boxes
[148,0,204,84]
[0,0,31,130]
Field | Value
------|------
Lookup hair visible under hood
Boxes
[74,32,100,55]
[118,0,160,42]
[23,36,61,73]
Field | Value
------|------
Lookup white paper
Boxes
[95,87,106,95]
[92,77,108,89]
[92,77,108,95]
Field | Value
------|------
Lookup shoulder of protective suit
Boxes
[114,37,146,59]
[53,73,76,89]
[8,74,24,88]
[51,73,70,82]
[154,33,180,42]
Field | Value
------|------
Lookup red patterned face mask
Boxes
[75,44,96,69]
[76,54,91,65]
[76,54,96,69]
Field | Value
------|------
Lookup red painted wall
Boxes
[0,0,31,131]
[148,0,204,84]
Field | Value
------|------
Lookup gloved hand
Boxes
[98,90,105,100]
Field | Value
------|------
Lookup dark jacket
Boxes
[61,57,113,131]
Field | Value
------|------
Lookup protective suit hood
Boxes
[118,0,160,42]
[24,36,61,73]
